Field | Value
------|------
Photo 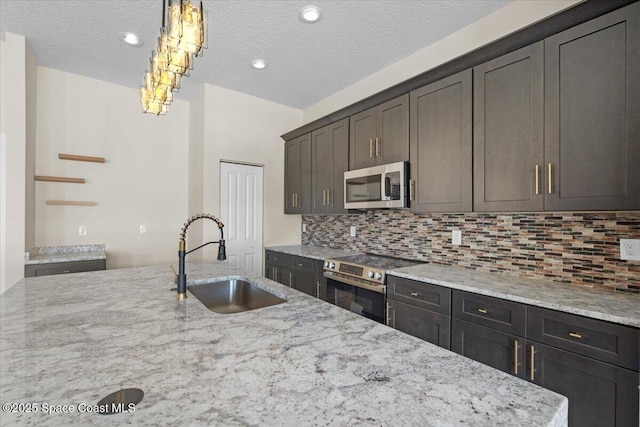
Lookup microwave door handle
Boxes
[384,176,391,198]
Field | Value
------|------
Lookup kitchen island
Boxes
[0,262,567,426]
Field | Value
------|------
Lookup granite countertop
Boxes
[389,263,640,328]
[265,244,361,260]
[0,262,567,426]
[25,244,106,265]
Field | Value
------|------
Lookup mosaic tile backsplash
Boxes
[302,211,640,294]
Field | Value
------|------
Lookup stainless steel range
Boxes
[322,254,422,323]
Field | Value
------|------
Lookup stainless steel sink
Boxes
[188,279,286,314]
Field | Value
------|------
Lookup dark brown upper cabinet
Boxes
[544,2,639,211]
[284,132,311,214]
[409,69,472,213]
[474,42,544,212]
[311,118,349,214]
[349,94,409,170]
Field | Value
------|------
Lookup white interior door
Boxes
[220,162,263,275]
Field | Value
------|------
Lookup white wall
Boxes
[303,0,581,123]
[34,67,190,269]
[0,34,27,294]
[187,83,205,260]
[193,84,302,259]
[25,38,37,251]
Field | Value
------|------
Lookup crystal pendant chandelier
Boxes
[140,0,207,115]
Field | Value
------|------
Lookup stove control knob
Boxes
[325,261,330,268]
[329,262,336,269]
[368,271,374,278]
[374,272,383,280]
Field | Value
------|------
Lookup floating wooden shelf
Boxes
[34,175,85,184]
[46,200,96,206]
[58,153,105,163]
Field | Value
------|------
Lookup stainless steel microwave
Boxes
[344,161,408,209]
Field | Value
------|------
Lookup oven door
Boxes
[323,272,386,324]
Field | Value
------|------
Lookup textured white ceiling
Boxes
[0,0,514,109]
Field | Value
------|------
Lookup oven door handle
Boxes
[323,271,386,294]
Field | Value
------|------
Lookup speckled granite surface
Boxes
[25,244,106,265]
[265,244,361,261]
[0,262,567,426]
[390,263,640,328]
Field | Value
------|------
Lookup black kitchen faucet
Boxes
[176,213,226,299]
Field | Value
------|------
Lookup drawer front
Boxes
[528,306,639,371]
[387,276,451,315]
[265,250,292,268]
[452,290,526,336]
[292,256,314,274]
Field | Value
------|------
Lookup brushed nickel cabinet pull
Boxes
[327,189,332,206]
[316,281,321,298]
[410,292,419,297]
[274,268,278,282]
[514,340,519,375]
[477,308,488,314]
[569,332,582,339]
[409,180,415,201]
[375,137,380,157]
[296,193,299,207]
[322,189,326,206]
[63,270,71,273]
[535,165,540,195]
[547,163,552,194]
[530,345,536,381]
[386,301,391,326]
[289,272,293,286]
[370,139,374,157]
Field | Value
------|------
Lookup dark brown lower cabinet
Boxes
[25,259,106,277]
[451,318,525,379]
[529,342,638,427]
[387,299,450,349]
[264,250,318,297]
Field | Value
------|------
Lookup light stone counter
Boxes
[265,244,360,261]
[0,262,567,426]
[25,244,106,265]
[389,263,640,328]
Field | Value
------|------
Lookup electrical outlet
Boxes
[350,226,357,237]
[452,230,462,246]
[302,224,307,233]
[79,225,86,236]
[620,239,640,261]
[140,224,147,234]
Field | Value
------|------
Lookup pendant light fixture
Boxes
[140,0,207,115]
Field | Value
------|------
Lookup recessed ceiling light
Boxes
[119,32,143,47]
[251,59,267,70]
[300,6,322,23]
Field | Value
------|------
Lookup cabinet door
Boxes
[377,94,409,165]
[349,106,377,170]
[312,125,332,214]
[290,271,314,297]
[284,138,300,214]
[474,42,544,212]
[313,260,326,300]
[299,133,312,214]
[529,342,639,427]
[451,318,526,379]
[387,299,450,349]
[328,118,349,213]
[410,70,472,213]
[544,2,640,210]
